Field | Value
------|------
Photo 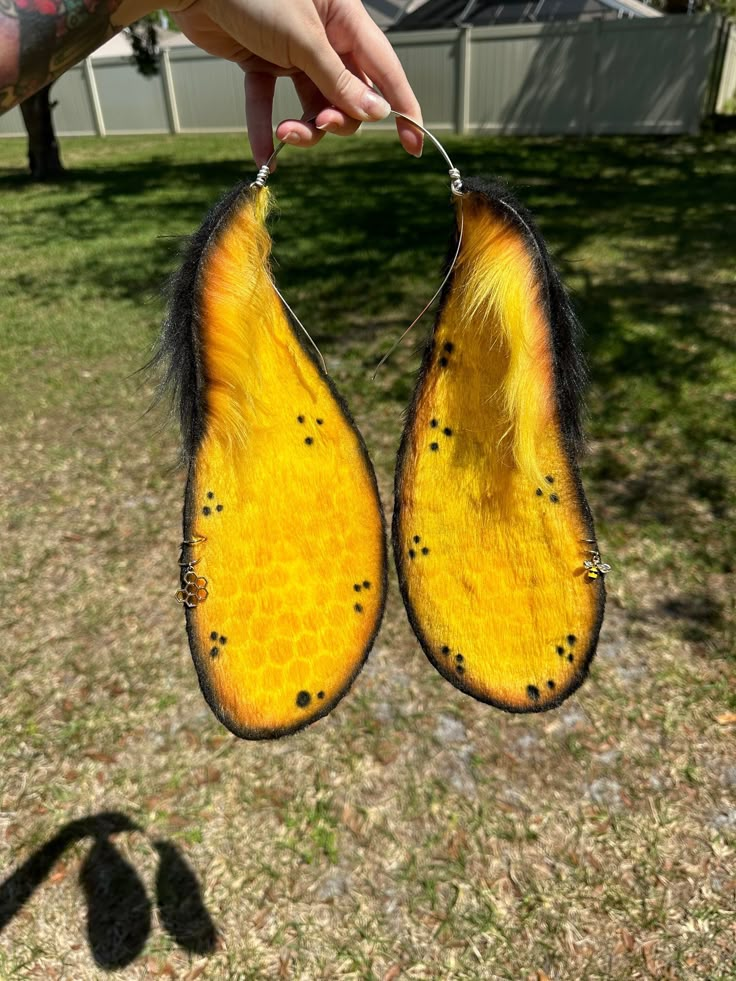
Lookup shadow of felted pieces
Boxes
[0,811,139,936]
[153,841,218,954]
[0,811,220,969]
[80,833,151,969]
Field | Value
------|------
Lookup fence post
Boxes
[161,48,181,134]
[83,58,106,137]
[456,26,471,134]
[583,20,601,136]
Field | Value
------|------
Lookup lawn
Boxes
[0,131,734,980]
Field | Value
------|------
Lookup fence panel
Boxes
[0,107,24,137]
[0,15,729,140]
[468,23,594,134]
[168,49,244,131]
[0,64,94,137]
[93,58,169,134]
[716,20,736,112]
[168,48,302,132]
[49,64,97,135]
[592,16,718,134]
[387,30,458,129]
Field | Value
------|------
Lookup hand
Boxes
[167,0,423,165]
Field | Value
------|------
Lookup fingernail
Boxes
[411,142,423,159]
[315,122,332,132]
[360,89,391,121]
[284,132,300,144]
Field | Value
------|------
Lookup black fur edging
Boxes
[169,189,388,739]
[392,175,605,714]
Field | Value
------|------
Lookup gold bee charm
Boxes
[584,552,611,581]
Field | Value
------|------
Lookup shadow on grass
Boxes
[0,812,217,968]
[2,134,733,351]
[1,133,733,567]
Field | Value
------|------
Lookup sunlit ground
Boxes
[0,132,734,979]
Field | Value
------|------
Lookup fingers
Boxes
[276,72,361,148]
[239,0,424,161]
[315,109,361,138]
[349,15,424,157]
[292,6,422,157]
[275,110,361,146]
[275,73,327,149]
[312,53,369,137]
[291,28,391,126]
[245,71,276,166]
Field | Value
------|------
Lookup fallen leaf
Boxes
[374,739,400,764]
[49,864,68,884]
[642,939,660,976]
[83,750,118,764]
[341,803,363,837]
[183,966,207,981]
[382,966,401,981]
[194,766,221,786]
[252,908,269,929]
[278,949,291,979]
[716,712,736,725]
[447,830,468,861]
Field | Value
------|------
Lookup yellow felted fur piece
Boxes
[166,184,387,738]
[393,180,604,712]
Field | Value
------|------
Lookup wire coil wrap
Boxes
[250,163,271,189]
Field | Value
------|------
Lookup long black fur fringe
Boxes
[151,176,585,465]
[150,181,251,464]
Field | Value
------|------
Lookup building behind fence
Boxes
[0,13,733,140]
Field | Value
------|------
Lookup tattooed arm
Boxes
[0,0,151,112]
[0,0,422,157]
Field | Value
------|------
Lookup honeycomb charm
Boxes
[176,567,208,608]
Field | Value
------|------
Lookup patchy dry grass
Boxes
[0,132,734,980]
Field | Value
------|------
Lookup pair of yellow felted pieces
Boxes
[159,178,605,739]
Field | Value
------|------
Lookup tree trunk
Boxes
[19,84,64,181]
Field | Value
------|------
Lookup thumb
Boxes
[293,30,391,123]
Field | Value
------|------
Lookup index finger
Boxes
[349,15,424,157]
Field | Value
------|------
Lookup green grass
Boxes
[0,132,734,979]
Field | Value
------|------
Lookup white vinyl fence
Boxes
[715,19,736,112]
[0,13,731,139]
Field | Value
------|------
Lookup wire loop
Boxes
[247,109,468,376]
[250,110,465,197]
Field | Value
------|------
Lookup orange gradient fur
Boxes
[185,188,386,738]
[394,192,603,711]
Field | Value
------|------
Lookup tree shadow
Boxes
[1,133,733,560]
[494,21,713,139]
[1,136,733,370]
[0,811,217,969]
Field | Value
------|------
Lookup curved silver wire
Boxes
[371,204,463,380]
[373,112,466,374]
[250,110,465,196]
[273,281,327,374]
[391,111,465,197]
[249,109,467,377]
